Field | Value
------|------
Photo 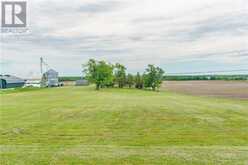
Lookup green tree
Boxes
[135,72,143,89]
[114,63,126,88]
[83,59,114,90]
[144,64,164,91]
[126,73,134,88]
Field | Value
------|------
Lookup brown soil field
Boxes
[162,81,248,100]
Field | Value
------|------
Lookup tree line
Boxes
[83,59,165,91]
[164,75,248,81]
[59,74,248,82]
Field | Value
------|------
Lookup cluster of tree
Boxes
[83,59,165,91]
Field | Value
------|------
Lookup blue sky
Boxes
[1,0,248,78]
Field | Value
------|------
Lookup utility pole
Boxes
[40,57,43,76]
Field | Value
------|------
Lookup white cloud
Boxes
[1,0,247,77]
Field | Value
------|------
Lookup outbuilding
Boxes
[0,75,25,89]
[41,69,59,87]
[75,79,89,86]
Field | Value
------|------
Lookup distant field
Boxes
[0,86,248,164]
[162,80,248,99]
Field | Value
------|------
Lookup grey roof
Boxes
[44,69,58,74]
[0,75,25,84]
[75,79,89,85]
[76,79,88,83]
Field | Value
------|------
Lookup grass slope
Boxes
[0,86,248,164]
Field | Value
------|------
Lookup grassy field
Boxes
[0,86,248,164]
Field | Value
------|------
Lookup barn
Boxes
[41,69,59,87]
[0,75,25,89]
[75,79,89,86]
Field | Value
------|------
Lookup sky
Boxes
[1,0,248,78]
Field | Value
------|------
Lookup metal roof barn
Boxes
[75,79,89,86]
[0,75,25,89]
[41,69,59,87]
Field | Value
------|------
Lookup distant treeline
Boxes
[59,77,82,81]
[60,75,248,81]
[164,75,248,81]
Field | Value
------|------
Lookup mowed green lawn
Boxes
[0,86,248,165]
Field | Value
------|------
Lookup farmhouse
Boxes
[41,69,59,87]
[0,75,25,89]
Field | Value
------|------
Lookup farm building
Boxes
[0,75,25,89]
[41,69,59,87]
[75,79,89,86]
[24,79,41,88]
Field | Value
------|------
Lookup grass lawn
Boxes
[0,86,248,164]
